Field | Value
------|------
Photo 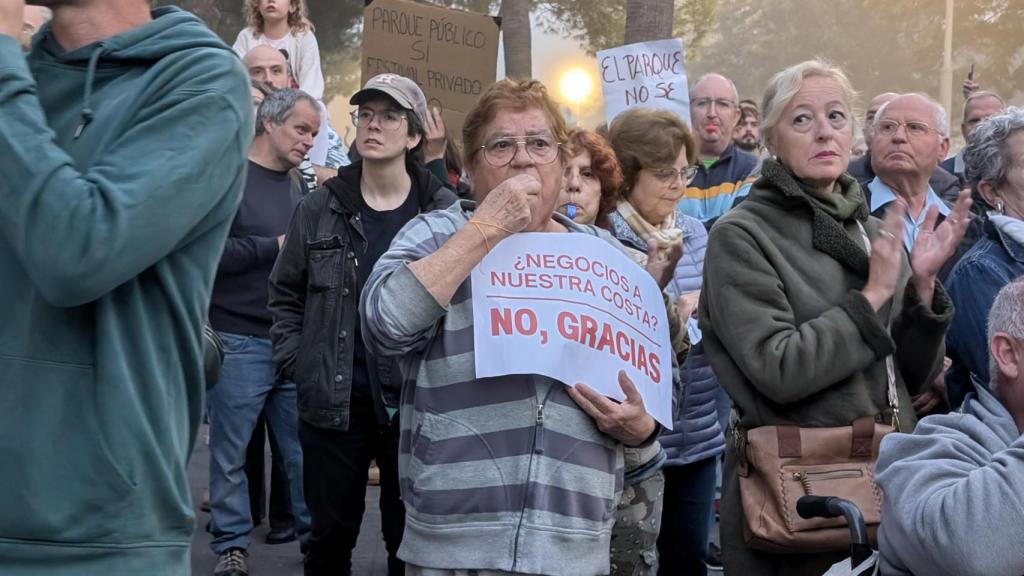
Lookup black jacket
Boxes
[268,158,457,430]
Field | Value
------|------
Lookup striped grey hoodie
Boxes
[361,200,649,575]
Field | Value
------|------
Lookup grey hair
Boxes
[964,107,1024,192]
[874,93,949,137]
[988,277,1024,390]
[255,88,320,136]
[760,59,859,152]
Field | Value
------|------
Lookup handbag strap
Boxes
[856,221,901,430]
[773,416,877,459]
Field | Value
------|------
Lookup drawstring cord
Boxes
[74,45,104,140]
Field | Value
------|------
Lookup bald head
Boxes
[962,92,1005,141]
[244,45,290,90]
[864,92,899,144]
[693,74,739,101]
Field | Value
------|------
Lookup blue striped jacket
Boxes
[361,200,654,575]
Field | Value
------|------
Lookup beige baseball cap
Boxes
[350,73,429,125]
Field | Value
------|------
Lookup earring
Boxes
[996,200,1005,214]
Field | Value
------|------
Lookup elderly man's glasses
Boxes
[692,98,737,112]
[480,135,561,167]
[875,119,941,139]
[351,108,407,131]
[649,166,699,185]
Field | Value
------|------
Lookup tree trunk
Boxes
[624,0,674,44]
[500,0,532,79]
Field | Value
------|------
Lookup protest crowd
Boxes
[2,1,1024,576]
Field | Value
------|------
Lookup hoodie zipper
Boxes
[511,378,557,571]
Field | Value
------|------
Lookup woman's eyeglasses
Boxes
[649,165,699,185]
[351,108,407,131]
[480,135,562,167]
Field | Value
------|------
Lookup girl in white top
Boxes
[233,0,324,100]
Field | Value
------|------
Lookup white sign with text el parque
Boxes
[597,38,690,127]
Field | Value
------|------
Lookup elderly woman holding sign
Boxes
[698,59,971,575]
[361,79,681,576]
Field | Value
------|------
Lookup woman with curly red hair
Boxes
[556,128,623,229]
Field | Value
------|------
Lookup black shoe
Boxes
[706,541,723,571]
[265,526,297,545]
[214,548,249,576]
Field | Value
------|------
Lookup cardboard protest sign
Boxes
[361,0,500,137]
[471,233,673,428]
[596,38,690,126]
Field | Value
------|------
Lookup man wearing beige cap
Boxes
[268,73,456,576]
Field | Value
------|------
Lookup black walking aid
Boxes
[797,495,874,571]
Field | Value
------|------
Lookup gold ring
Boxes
[880,230,897,240]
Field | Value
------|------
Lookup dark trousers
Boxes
[245,412,294,532]
[299,401,405,576]
[657,456,718,576]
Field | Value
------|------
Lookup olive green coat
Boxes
[699,160,952,576]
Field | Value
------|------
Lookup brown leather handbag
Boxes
[735,414,894,553]
[735,221,900,553]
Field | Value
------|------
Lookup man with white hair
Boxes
[849,91,960,202]
[867,93,957,252]
[876,277,1024,576]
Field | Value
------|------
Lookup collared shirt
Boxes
[867,176,950,250]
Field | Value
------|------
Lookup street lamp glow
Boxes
[559,68,594,104]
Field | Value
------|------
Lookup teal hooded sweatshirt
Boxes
[0,7,252,575]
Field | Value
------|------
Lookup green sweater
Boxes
[0,8,251,575]
[698,160,951,434]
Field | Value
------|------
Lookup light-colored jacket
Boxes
[875,383,1024,576]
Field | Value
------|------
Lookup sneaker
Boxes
[706,541,723,571]
[214,548,249,576]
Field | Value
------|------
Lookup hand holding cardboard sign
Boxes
[568,370,657,447]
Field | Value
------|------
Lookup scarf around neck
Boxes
[615,199,683,266]
[797,172,866,222]
[760,159,869,221]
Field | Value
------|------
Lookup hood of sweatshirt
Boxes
[30,6,235,139]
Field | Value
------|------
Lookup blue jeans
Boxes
[208,331,310,553]
[657,457,718,576]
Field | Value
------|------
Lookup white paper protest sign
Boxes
[471,233,673,428]
[596,38,690,127]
